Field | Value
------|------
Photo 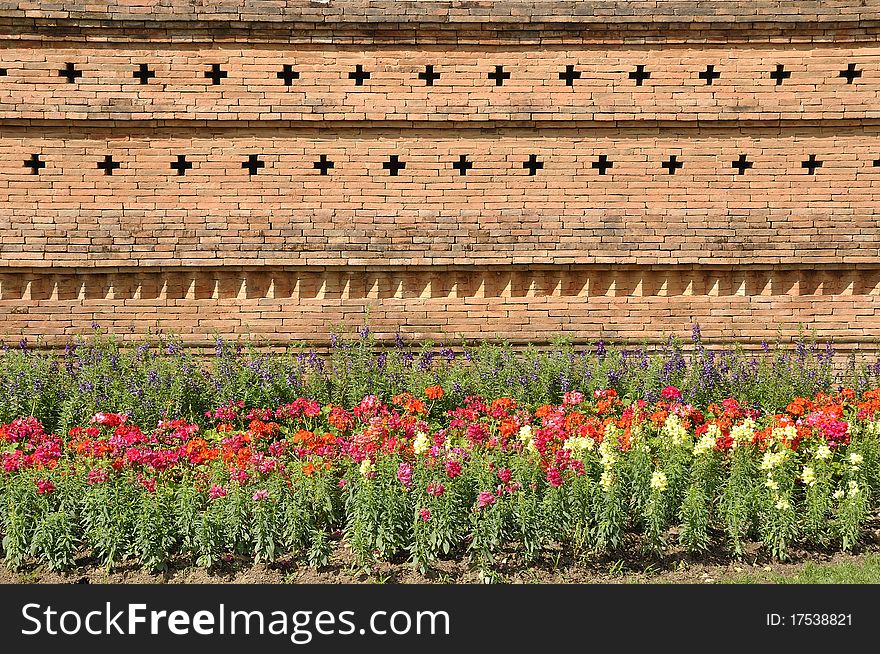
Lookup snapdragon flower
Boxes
[650,470,668,492]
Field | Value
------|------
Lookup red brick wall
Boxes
[1,1,879,348]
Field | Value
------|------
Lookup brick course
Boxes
[1,1,879,348]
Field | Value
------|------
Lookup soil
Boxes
[4,526,880,585]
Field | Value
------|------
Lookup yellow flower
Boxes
[413,431,430,455]
[359,457,374,478]
[801,466,816,487]
[650,470,668,492]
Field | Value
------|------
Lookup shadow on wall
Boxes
[0,267,875,302]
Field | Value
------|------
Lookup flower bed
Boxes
[3,384,880,578]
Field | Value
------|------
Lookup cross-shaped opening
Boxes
[770,64,791,86]
[661,155,683,174]
[559,65,582,86]
[314,154,334,175]
[171,155,192,176]
[0,67,7,77]
[205,64,227,85]
[840,63,862,84]
[488,65,511,86]
[873,156,880,167]
[349,64,370,86]
[628,65,650,86]
[418,65,441,86]
[277,64,300,86]
[731,154,753,175]
[97,155,120,175]
[59,62,82,83]
[133,63,155,85]
[591,155,613,175]
[523,154,543,176]
[452,155,473,176]
[24,154,45,175]
[383,155,406,176]
[802,154,822,175]
[699,65,721,85]
[242,154,265,176]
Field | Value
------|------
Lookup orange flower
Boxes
[425,385,444,400]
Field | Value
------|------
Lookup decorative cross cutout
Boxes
[97,155,120,175]
[24,154,45,175]
[418,65,441,86]
[242,155,265,176]
[591,155,613,175]
[801,154,822,174]
[348,65,370,86]
[59,62,82,83]
[171,155,192,176]
[839,63,862,84]
[314,154,334,175]
[629,65,650,86]
[661,155,683,174]
[523,154,543,176]
[133,63,155,85]
[559,65,582,86]
[770,64,791,85]
[277,65,300,86]
[732,154,753,175]
[452,155,473,176]
[0,67,6,77]
[205,64,227,85]
[873,156,880,167]
[488,65,511,86]
[383,155,406,176]
[699,65,721,85]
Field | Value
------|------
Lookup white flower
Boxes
[801,466,816,487]
[600,469,614,491]
[413,431,430,455]
[775,497,790,511]
[833,489,845,501]
[848,480,860,497]
[518,425,533,443]
[359,457,374,478]
[765,477,779,491]
[848,452,864,468]
[650,470,668,492]
[814,444,832,461]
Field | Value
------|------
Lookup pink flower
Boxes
[209,484,228,499]
[563,391,584,407]
[546,466,564,487]
[497,468,512,483]
[229,467,250,484]
[445,460,462,479]
[661,386,682,401]
[87,468,109,485]
[252,489,269,501]
[397,462,413,489]
[36,479,55,494]
[139,477,156,493]
[426,481,445,497]
[477,491,496,508]
[419,508,431,522]
[338,479,348,489]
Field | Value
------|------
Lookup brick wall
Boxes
[2,1,880,349]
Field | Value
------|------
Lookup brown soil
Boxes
[4,527,880,585]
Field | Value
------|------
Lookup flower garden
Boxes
[3,328,880,581]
